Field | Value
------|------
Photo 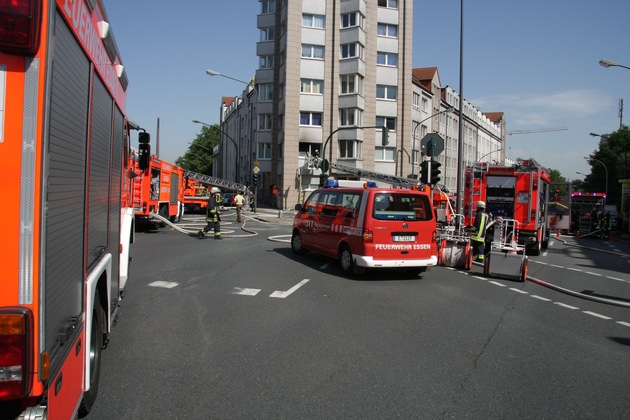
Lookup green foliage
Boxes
[176,124,220,175]
[583,125,630,206]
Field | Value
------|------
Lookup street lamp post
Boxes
[477,148,504,163]
[599,59,630,71]
[192,120,239,182]
[584,157,608,206]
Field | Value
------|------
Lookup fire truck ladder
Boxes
[306,153,426,189]
[183,170,250,194]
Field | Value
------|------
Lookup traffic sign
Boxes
[253,166,260,174]
[420,133,445,156]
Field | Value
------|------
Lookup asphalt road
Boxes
[87,209,630,419]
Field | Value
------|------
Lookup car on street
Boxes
[222,192,235,207]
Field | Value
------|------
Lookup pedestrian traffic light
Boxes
[382,127,389,146]
[430,159,441,185]
[319,173,327,187]
[420,160,429,184]
[252,173,258,187]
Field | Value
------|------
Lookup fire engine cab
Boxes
[292,180,438,276]
[464,158,551,255]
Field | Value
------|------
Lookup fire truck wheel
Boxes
[291,231,308,255]
[527,241,541,256]
[339,245,356,276]
[79,289,105,416]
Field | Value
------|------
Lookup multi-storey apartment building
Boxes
[218,0,504,208]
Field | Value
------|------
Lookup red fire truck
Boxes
[0,1,141,417]
[464,159,551,255]
[131,155,185,227]
[182,178,211,213]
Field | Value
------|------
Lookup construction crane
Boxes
[507,127,567,135]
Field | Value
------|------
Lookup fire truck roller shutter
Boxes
[44,13,90,362]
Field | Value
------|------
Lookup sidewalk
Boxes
[246,207,297,225]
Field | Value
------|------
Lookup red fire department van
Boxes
[291,180,438,276]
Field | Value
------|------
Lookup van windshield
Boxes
[372,193,432,221]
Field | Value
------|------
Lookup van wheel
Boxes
[291,231,308,255]
[339,245,355,276]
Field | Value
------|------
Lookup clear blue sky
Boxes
[106,0,629,180]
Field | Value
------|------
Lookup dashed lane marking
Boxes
[148,281,179,289]
[231,288,261,296]
[583,311,612,320]
[554,302,579,310]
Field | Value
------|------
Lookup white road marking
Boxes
[270,279,310,299]
[231,287,261,296]
[554,302,579,310]
[509,288,528,294]
[148,281,179,289]
[584,271,603,277]
[489,281,506,287]
[549,264,564,269]
[583,311,612,320]
[616,321,630,328]
[531,295,552,302]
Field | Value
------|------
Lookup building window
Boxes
[375,147,395,161]
[341,42,363,59]
[376,115,396,130]
[261,0,275,14]
[259,55,274,69]
[341,12,362,28]
[413,92,420,109]
[301,44,325,59]
[376,85,397,100]
[340,74,363,95]
[339,108,362,127]
[259,83,273,102]
[299,142,322,158]
[260,27,275,41]
[301,79,324,94]
[258,142,272,160]
[377,23,398,38]
[302,13,325,28]
[377,52,397,66]
[300,112,322,126]
[422,98,428,112]
[339,140,362,159]
[378,0,398,9]
[258,114,272,131]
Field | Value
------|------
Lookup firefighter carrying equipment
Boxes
[198,191,223,239]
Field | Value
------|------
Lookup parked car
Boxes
[222,193,235,207]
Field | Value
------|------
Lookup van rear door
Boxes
[368,191,436,264]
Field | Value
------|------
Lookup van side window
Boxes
[339,192,361,218]
[320,192,341,216]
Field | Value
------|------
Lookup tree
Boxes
[176,124,220,175]
[583,125,630,206]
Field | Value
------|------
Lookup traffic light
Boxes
[320,158,329,173]
[420,160,430,184]
[430,159,441,184]
[252,173,258,187]
[381,127,389,146]
[138,131,151,171]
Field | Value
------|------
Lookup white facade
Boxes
[219,0,504,208]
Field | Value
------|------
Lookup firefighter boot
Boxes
[197,229,205,238]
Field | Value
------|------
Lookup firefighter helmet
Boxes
[211,187,220,194]
[477,201,486,209]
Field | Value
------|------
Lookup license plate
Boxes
[393,236,415,242]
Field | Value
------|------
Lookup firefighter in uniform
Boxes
[470,201,490,262]
[198,187,222,239]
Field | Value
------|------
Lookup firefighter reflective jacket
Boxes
[470,210,489,243]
